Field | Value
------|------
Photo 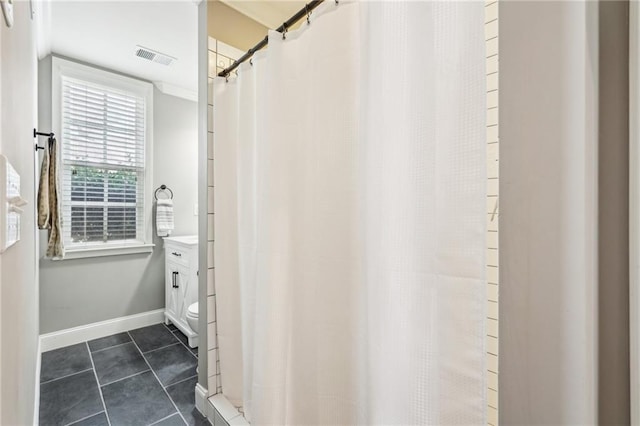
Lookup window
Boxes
[53,58,153,258]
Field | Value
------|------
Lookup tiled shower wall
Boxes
[485,2,499,425]
[206,37,243,398]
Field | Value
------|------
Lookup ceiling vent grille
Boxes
[134,46,176,66]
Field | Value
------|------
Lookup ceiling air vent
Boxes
[134,46,176,66]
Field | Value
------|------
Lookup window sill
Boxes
[61,243,155,260]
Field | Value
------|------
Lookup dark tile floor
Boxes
[39,324,206,426]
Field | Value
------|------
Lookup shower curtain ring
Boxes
[305,5,311,24]
[250,58,253,66]
[282,23,288,39]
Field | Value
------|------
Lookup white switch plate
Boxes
[0,155,23,252]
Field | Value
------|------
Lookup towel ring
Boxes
[154,185,173,200]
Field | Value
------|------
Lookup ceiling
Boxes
[220,0,305,29]
[39,1,305,100]
[42,1,198,99]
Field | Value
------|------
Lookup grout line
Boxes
[148,413,182,426]
[63,410,105,426]
[40,368,94,385]
[172,339,198,359]
[164,374,198,389]
[162,323,176,332]
[171,331,199,360]
[99,369,151,388]
[128,332,188,426]
[142,342,182,355]
[86,342,112,426]
[90,341,133,354]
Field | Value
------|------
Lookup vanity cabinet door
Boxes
[165,261,181,320]
[163,239,198,344]
[174,264,191,322]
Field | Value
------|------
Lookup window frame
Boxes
[52,57,154,259]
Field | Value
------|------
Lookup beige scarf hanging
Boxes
[37,137,64,259]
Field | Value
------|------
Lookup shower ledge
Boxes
[208,394,249,426]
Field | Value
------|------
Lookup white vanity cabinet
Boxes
[164,235,198,347]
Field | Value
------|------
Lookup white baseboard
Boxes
[40,309,165,352]
[33,338,42,425]
[195,383,208,417]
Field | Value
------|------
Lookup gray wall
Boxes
[39,57,198,333]
[499,1,598,423]
[500,1,629,424]
[0,1,40,423]
[598,2,630,423]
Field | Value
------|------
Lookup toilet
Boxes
[186,302,198,336]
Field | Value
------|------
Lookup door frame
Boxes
[630,3,639,423]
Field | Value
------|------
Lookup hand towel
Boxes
[156,198,174,237]
[37,142,50,229]
[38,138,64,259]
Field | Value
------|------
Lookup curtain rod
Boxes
[217,0,327,78]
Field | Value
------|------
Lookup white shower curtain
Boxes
[214,1,487,424]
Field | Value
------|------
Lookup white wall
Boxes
[38,58,198,333]
[499,1,598,423]
[0,2,40,424]
[197,0,210,386]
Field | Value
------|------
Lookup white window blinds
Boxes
[61,76,147,246]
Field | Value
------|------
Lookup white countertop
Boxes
[163,235,198,246]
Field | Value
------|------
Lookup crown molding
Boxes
[154,81,198,102]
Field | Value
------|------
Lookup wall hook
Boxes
[33,128,54,152]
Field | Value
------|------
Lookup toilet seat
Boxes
[185,302,199,336]
[187,302,198,318]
